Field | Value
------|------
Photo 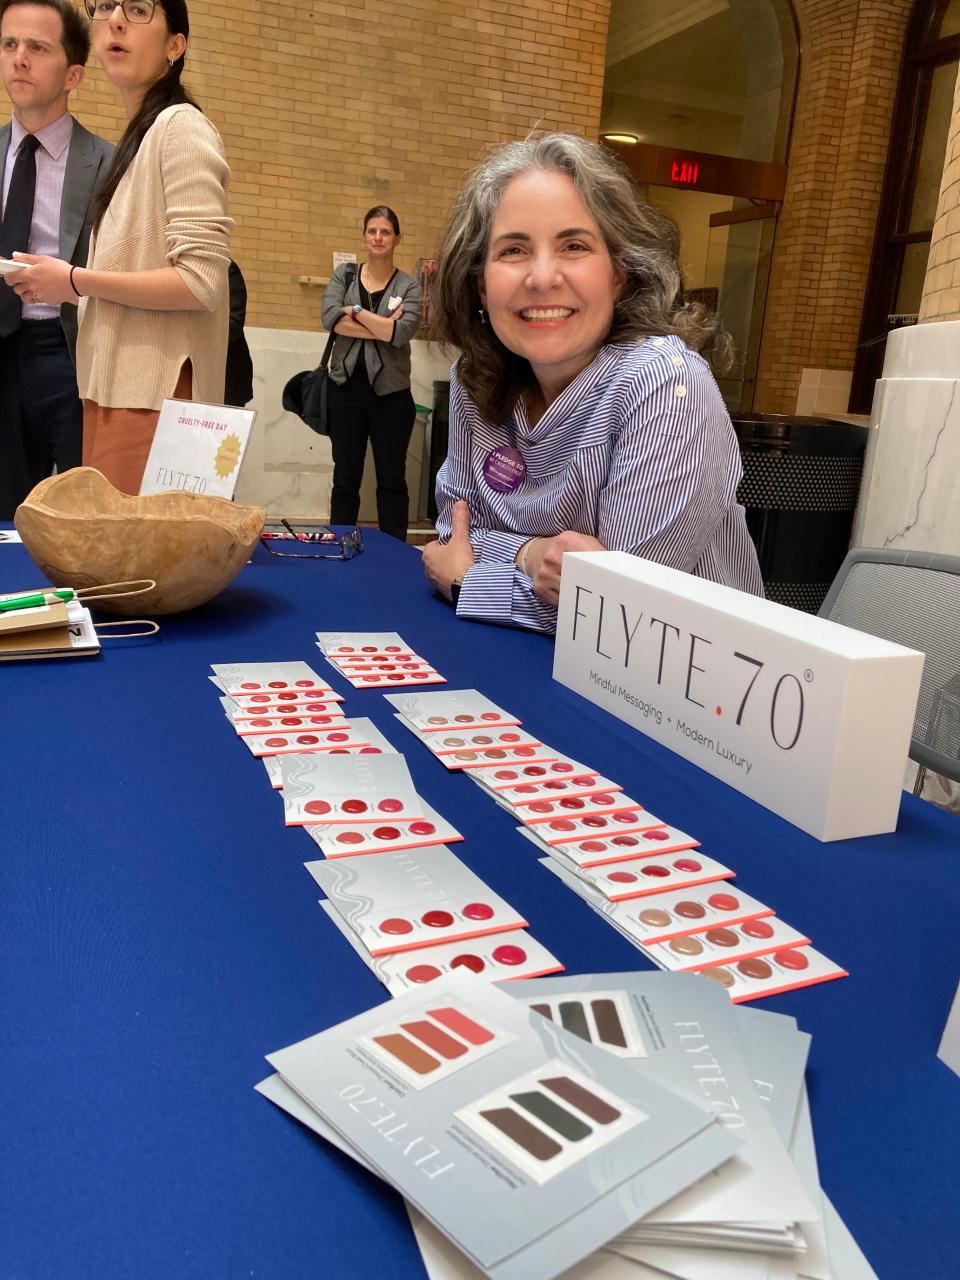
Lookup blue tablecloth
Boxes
[2,529,958,1278]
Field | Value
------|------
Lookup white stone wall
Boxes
[234,327,454,523]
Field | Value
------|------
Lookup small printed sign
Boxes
[553,552,924,842]
[139,399,256,499]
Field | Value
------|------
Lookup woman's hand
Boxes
[422,500,476,602]
[6,253,76,305]
[519,531,606,606]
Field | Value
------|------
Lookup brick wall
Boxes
[9,1,608,330]
[919,61,960,320]
[753,0,913,413]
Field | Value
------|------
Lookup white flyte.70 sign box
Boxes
[553,552,924,841]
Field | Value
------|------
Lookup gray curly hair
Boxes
[432,133,732,422]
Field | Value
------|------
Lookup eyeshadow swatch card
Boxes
[211,661,334,699]
[541,846,735,901]
[319,905,563,994]
[385,690,521,732]
[507,973,818,1233]
[264,974,739,1280]
[280,752,422,826]
[305,844,528,955]
[305,799,463,857]
[522,822,698,868]
[262,720,399,789]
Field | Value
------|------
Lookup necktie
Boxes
[0,133,41,338]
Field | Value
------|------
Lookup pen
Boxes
[0,589,75,612]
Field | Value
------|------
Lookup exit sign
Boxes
[671,158,700,185]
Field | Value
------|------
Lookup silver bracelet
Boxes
[518,539,534,577]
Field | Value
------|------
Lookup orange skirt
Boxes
[82,363,192,495]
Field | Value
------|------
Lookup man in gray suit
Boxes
[0,0,112,517]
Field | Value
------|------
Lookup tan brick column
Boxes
[754,0,913,413]
[919,62,960,320]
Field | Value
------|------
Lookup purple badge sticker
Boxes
[482,445,526,493]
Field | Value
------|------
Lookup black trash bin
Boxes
[733,414,869,614]
[426,380,450,522]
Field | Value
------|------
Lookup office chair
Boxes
[819,547,960,795]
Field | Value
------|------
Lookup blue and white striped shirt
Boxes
[435,336,763,633]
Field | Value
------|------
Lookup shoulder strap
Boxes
[321,264,360,369]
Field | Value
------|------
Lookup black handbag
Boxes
[282,265,357,436]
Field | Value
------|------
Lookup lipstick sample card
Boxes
[508,790,637,824]
[226,704,347,735]
[513,806,662,847]
[242,723,373,758]
[305,799,463,857]
[543,846,735,901]
[397,722,544,758]
[467,755,601,792]
[337,664,447,689]
[696,946,848,1003]
[320,905,563,994]
[211,661,333,698]
[280,752,422,826]
[551,882,774,947]
[218,689,346,716]
[484,773,623,808]
[262,720,399,789]
[385,690,520,732]
[316,632,446,688]
[638,916,811,973]
[522,822,698,868]
[264,975,738,1280]
[306,844,528,955]
[541,856,738,933]
[316,631,410,653]
[400,728,561,772]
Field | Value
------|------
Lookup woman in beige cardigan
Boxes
[7,0,232,494]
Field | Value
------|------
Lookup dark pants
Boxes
[326,387,416,541]
[0,319,83,519]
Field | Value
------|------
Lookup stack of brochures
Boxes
[0,588,99,660]
[258,971,876,1280]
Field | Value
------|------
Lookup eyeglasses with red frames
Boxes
[259,520,364,560]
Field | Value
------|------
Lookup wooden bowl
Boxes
[15,468,266,615]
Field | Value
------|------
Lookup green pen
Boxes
[0,588,75,613]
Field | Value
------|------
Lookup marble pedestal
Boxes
[853,320,960,552]
[854,320,960,812]
[234,327,453,523]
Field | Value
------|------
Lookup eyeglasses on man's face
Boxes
[84,0,157,23]
[259,521,364,561]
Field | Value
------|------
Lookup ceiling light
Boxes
[601,133,639,145]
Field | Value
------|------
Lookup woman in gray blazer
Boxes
[320,206,422,541]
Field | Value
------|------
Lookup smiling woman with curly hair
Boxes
[421,132,762,634]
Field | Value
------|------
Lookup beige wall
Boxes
[2,0,609,331]
[919,62,960,320]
